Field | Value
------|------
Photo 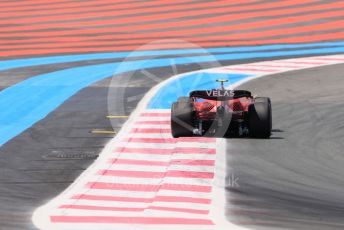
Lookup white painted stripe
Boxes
[156,190,212,199]
[81,189,158,198]
[130,124,171,128]
[136,116,170,121]
[116,142,215,149]
[61,200,209,210]
[145,202,209,210]
[48,223,214,230]
[61,200,150,208]
[171,154,216,161]
[83,188,212,199]
[111,153,173,161]
[48,209,208,218]
[119,139,213,145]
[86,176,168,185]
[167,164,214,172]
[111,153,215,161]
[103,163,214,172]
[101,164,168,172]
[140,109,171,113]
[92,176,213,187]
[125,133,174,138]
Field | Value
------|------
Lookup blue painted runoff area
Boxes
[148,72,250,109]
[1,41,344,71]
[1,45,344,145]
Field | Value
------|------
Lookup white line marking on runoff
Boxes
[32,54,344,230]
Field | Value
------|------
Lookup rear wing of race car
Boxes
[189,89,252,100]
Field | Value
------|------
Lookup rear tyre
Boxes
[171,99,194,138]
[248,97,272,138]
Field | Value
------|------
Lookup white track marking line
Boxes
[48,223,215,230]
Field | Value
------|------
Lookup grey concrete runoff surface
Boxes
[226,64,344,230]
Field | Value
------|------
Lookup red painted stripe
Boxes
[280,61,328,65]
[72,194,154,203]
[98,169,167,178]
[180,137,215,142]
[124,138,215,143]
[248,64,307,68]
[130,128,171,133]
[148,206,209,215]
[163,183,212,193]
[114,147,216,155]
[87,182,159,192]
[98,170,214,179]
[155,195,211,204]
[108,158,215,166]
[123,138,176,143]
[86,182,212,193]
[166,170,214,179]
[109,159,169,166]
[71,194,211,204]
[225,67,280,72]
[311,57,344,61]
[59,204,143,212]
[50,216,214,225]
[136,120,170,125]
[59,204,209,215]
[171,159,215,166]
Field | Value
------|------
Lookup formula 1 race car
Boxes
[171,79,271,138]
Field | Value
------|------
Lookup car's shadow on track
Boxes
[201,128,285,139]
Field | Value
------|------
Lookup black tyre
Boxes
[254,97,270,104]
[248,97,272,138]
[171,99,194,138]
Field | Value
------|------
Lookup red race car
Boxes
[171,80,271,138]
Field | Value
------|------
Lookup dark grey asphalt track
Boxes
[226,64,344,230]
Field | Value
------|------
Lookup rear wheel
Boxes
[248,97,272,138]
[171,99,194,138]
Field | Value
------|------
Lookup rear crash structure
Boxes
[171,80,272,138]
